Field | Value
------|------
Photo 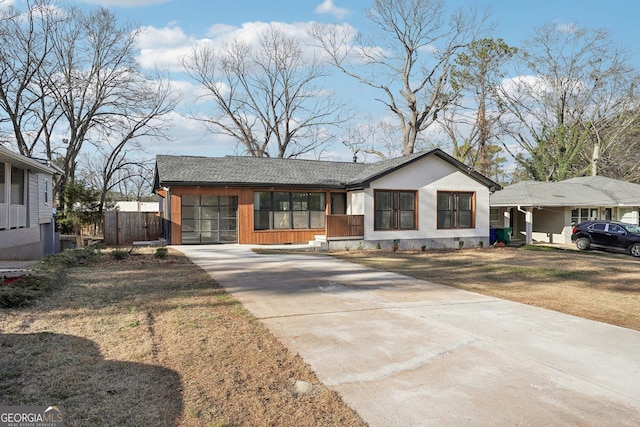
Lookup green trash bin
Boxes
[495,227,512,244]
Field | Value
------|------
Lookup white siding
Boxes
[38,173,53,224]
[363,156,491,246]
[29,172,39,227]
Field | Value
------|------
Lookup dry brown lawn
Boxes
[333,245,640,331]
[0,248,365,427]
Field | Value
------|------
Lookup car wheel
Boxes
[575,237,590,251]
[629,244,640,257]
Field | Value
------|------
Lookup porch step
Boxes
[309,235,328,248]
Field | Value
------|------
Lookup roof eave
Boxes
[157,181,348,190]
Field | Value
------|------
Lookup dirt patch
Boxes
[0,248,366,427]
[333,246,640,331]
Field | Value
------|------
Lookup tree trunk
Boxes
[592,143,600,176]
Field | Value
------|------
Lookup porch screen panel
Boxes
[292,192,309,229]
[254,191,272,230]
[10,166,24,205]
[309,193,326,228]
[273,192,291,229]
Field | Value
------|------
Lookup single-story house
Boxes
[153,149,500,250]
[0,146,59,260]
[489,176,640,245]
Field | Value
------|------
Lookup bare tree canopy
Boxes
[0,0,61,155]
[0,1,177,210]
[182,25,348,158]
[497,23,640,181]
[310,0,488,155]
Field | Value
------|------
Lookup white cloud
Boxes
[314,0,349,20]
[139,110,238,158]
[136,21,332,71]
[74,0,171,8]
[554,21,578,34]
[136,25,195,69]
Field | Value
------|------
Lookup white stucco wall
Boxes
[354,156,492,249]
[347,191,364,215]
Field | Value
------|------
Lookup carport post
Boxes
[518,205,533,245]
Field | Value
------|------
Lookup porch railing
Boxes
[326,214,364,238]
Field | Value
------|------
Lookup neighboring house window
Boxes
[254,191,326,230]
[571,208,599,225]
[490,208,500,223]
[10,166,24,205]
[44,178,50,205]
[437,191,475,229]
[0,163,5,203]
[374,190,417,230]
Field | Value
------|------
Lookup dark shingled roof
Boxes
[154,149,500,190]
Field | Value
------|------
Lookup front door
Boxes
[181,195,238,244]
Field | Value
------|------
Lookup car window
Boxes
[625,224,640,234]
[607,224,625,234]
[589,223,606,231]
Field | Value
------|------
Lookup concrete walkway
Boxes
[176,244,640,427]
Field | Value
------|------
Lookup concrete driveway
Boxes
[176,244,640,426]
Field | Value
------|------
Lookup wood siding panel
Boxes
[165,186,331,245]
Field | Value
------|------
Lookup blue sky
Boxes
[8,0,640,161]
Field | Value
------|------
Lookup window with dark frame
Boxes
[374,190,417,230]
[437,191,475,229]
[254,191,326,230]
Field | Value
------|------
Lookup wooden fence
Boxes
[103,211,162,245]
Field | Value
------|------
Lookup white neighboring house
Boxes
[490,176,640,245]
[0,146,59,260]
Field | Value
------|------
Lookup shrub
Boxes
[154,247,169,259]
[111,249,129,260]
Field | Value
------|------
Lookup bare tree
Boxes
[310,0,488,156]
[182,25,348,158]
[77,72,176,214]
[496,23,640,181]
[342,119,403,162]
[590,113,640,183]
[0,0,62,155]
